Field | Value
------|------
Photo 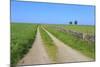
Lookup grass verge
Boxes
[40,27,57,62]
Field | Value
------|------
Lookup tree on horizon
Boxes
[74,20,78,25]
[69,21,72,25]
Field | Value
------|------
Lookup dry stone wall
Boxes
[54,26,95,42]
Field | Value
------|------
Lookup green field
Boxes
[44,25,95,58]
[57,25,95,35]
[11,23,38,66]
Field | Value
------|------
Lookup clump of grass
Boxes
[46,26,95,59]
[40,27,57,62]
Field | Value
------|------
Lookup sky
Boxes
[11,1,95,25]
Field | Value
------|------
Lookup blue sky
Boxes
[11,1,95,25]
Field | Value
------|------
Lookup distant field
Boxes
[11,23,38,66]
[61,25,95,35]
[44,24,95,35]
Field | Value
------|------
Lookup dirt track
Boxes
[18,27,52,66]
[18,27,93,66]
[43,27,93,63]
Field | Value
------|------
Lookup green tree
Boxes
[74,20,78,25]
[69,21,72,25]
